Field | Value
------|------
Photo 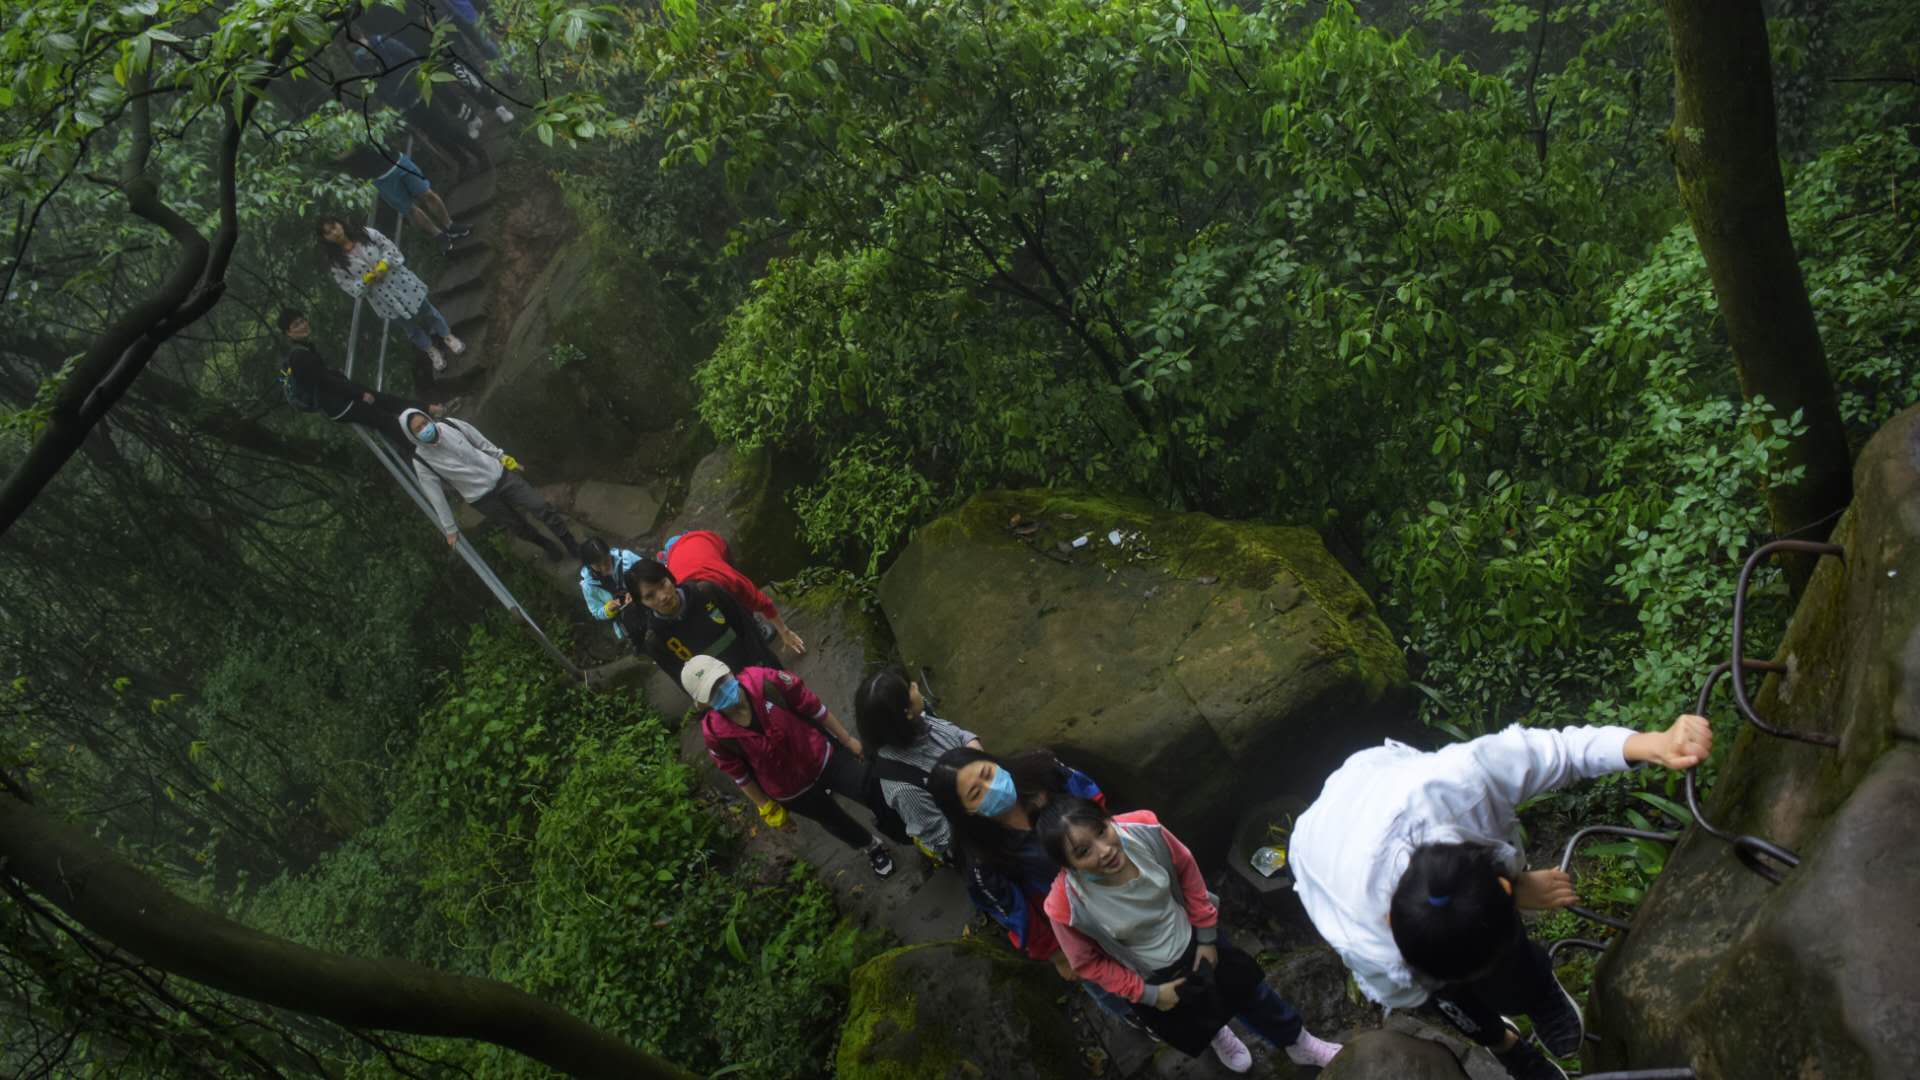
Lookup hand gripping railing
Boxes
[1556,826,1679,932]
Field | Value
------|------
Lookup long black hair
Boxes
[854,668,927,753]
[1033,794,1111,870]
[315,215,372,270]
[929,746,1070,875]
[1389,841,1523,982]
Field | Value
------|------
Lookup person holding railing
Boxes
[317,215,464,375]
[1285,714,1713,1080]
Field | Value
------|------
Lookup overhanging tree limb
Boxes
[0,791,698,1080]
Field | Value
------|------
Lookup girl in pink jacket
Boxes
[1037,798,1342,1073]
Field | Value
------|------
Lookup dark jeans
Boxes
[471,470,575,553]
[780,743,882,852]
[338,392,427,454]
[1426,936,1559,1047]
[1135,933,1303,1057]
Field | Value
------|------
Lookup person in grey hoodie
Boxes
[400,408,578,561]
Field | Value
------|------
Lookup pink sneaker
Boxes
[1285,1028,1343,1068]
[1210,1026,1252,1073]
[427,343,448,372]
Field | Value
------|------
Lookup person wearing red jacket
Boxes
[682,655,895,878]
[1038,798,1342,1073]
[659,531,807,656]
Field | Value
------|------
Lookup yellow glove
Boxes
[500,454,521,472]
[757,800,788,829]
[602,599,621,618]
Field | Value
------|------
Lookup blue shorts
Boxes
[372,153,431,212]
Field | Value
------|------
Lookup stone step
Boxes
[442,290,491,336]
[434,253,491,301]
[445,169,498,220]
[444,237,494,266]
[438,325,490,382]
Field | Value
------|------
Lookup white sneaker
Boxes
[427,343,448,372]
[443,333,466,355]
[1285,1028,1343,1068]
[466,117,483,140]
[494,104,515,123]
[1210,1026,1252,1073]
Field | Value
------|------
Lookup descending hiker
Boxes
[619,558,781,688]
[277,310,438,451]
[316,216,464,374]
[853,668,980,861]
[577,538,643,640]
[1286,714,1714,1080]
[1036,796,1343,1073]
[658,530,807,657]
[334,146,472,254]
[682,655,896,879]
[927,747,1132,1020]
[399,408,579,562]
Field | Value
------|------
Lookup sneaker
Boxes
[438,230,454,255]
[865,843,895,878]
[1209,1026,1252,1074]
[1285,1028,1343,1068]
[466,117,483,140]
[447,222,474,239]
[442,333,466,355]
[494,104,516,123]
[1493,1029,1569,1080]
[1530,970,1586,1057]
[427,344,448,372]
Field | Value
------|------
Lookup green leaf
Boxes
[1629,791,1693,824]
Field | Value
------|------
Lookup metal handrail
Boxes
[338,143,581,682]
[1686,659,1801,884]
[1557,826,1678,932]
[1729,540,1845,747]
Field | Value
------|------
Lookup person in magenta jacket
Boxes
[660,530,807,656]
[1038,798,1342,1073]
[682,655,895,878]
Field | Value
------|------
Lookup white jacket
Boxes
[1287,724,1635,1009]
[400,410,505,533]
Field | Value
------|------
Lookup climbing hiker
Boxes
[399,408,580,562]
[658,530,807,657]
[577,537,643,640]
[620,557,781,689]
[1286,714,1714,1080]
[277,310,440,451]
[334,146,472,254]
[316,216,464,374]
[927,746,1133,1021]
[853,668,980,862]
[1035,796,1343,1073]
[682,655,896,879]
[339,23,487,171]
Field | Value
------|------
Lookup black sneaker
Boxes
[1492,1024,1568,1080]
[1530,970,1586,1057]
[866,843,895,878]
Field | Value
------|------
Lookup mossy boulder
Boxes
[878,489,1414,856]
[1319,1031,1469,1080]
[1588,403,1920,1078]
[835,937,1088,1080]
[658,446,813,586]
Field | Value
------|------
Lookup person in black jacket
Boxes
[619,557,781,692]
[280,310,450,453]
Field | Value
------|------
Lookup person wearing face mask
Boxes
[400,408,579,562]
[1036,796,1343,1073]
[682,655,896,878]
[926,747,1133,1020]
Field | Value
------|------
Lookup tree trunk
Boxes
[1664,0,1853,591]
[0,793,699,1080]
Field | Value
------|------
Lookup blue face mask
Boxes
[710,677,742,712]
[415,421,439,444]
[972,765,1018,817]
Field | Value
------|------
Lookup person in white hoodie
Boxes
[400,408,579,562]
[1286,714,1712,1080]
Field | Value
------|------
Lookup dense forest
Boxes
[1,0,1915,1077]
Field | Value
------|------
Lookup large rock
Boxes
[878,490,1413,855]
[1589,403,1920,1078]
[836,938,1089,1080]
[658,446,813,585]
[1319,1031,1470,1080]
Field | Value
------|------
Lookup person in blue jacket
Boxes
[577,537,644,640]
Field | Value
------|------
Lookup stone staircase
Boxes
[435,147,504,383]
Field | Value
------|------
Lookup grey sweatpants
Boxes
[471,470,575,552]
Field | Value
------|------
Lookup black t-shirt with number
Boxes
[633,580,781,688]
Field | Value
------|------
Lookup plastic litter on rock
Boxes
[1251,846,1288,877]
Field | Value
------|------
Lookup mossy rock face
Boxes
[879,489,1414,857]
[835,937,1088,1080]
[658,446,813,585]
[1318,1030,1469,1080]
[1590,403,1920,1079]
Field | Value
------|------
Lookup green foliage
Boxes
[793,437,938,574]
[243,625,876,1079]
